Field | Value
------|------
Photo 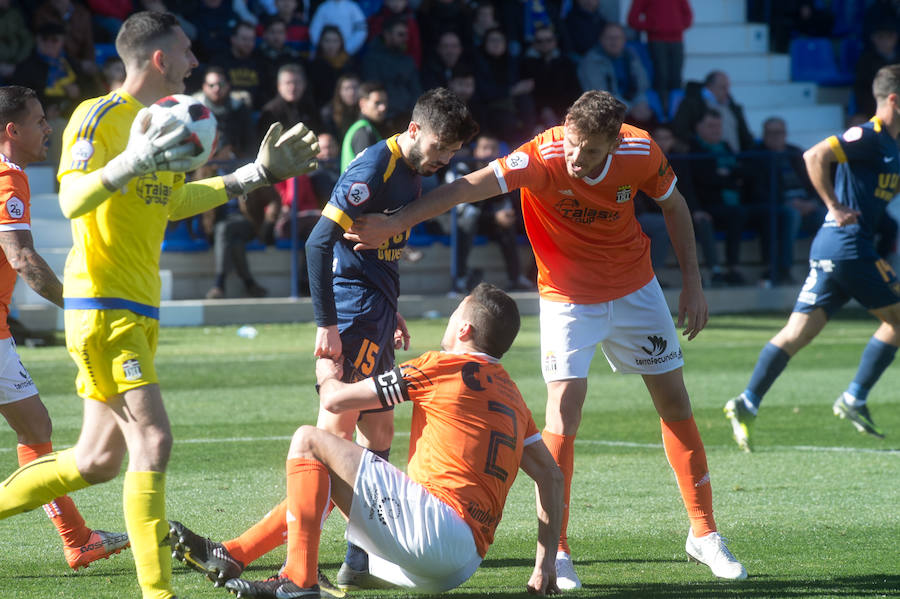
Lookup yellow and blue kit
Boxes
[306,134,419,383]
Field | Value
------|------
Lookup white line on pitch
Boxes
[1,435,897,456]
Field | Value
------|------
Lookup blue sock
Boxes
[846,337,897,404]
[744,343,791,410]
[344,447,391,571]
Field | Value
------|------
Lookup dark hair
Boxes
[873,64,900,103]
[565,90,626,141]
[331,73,361,131]
[231,20,256,37]
[465,282,520,359]
[699,108,722,121]
[205,65,228,80]
[358,81,386,99]
[703,70,725,87]
[116,11,181,67]
[0,86,38,130]
[317,24,345,54]
[448,63,475,80]
[263,16,287,30]
[411,87,478,145]
[382,14,408,34]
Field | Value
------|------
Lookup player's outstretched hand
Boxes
[344,213,399,251]
[316,356,343,386]
[394,312,410,351]
[230,122,319,195]
[677,281,708,341]
[102,107,196,189]
[527,567,560,595]
[257,121,319,182]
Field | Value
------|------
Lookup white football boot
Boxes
[555,551,582,590]
[685,530,748,580]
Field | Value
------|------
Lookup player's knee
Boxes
[288,424,319,459]
[77,447,125,483]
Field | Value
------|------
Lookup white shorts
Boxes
[540,277,684,380]
[0,337,38,405]
[346,451,482,593]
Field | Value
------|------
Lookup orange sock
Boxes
[17,443,91,548]
[223,499,288,566]
[660,417,716,537]
[282,458,330,588]
[542,430,575,555]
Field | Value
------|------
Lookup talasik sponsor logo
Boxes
[135,173,172,206]
[554,198,619,224]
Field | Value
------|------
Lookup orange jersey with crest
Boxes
[0,155,34,340]
[385,350,541,557]
[491,124,676,303]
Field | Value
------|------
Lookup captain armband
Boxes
[374,367,409,408]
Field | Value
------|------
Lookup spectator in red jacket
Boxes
[628,0,693,116]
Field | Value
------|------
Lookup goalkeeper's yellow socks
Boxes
[124,471,173,599]
[0,447,90,520]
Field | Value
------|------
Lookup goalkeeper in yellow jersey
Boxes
[0,11,318,599]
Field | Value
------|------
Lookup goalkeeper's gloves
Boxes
[102,107,196,190]
[231,121,319,195]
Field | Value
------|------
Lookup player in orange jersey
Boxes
[345,90,747,586]
[0,85,130,569]
[175,283,563,598]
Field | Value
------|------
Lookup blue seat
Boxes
[790,37,853,86]
[626,40,654,82]
[162,220,209,252]
[95,43,118,66]
[645,89,666,122]
[668,89,685,121]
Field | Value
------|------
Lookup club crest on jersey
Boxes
[615,185,632,203]
[347,182,371,206]
[505,152,529,170]
[71,139,94,162]
[122,359,142,381]
[5,196,24,220]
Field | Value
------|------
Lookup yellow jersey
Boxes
[57,90,224,317]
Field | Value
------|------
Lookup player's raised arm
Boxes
[803,136,859,226]
[59,108,196,219]
[520,439,563,596]
[344,163,502,250]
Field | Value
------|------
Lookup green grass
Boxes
[1,313,898,598]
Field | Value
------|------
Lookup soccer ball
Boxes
[152,94,218,171]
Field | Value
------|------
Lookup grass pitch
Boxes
[0,312,898,598]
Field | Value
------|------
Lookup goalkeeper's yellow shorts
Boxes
[65,308,159,402]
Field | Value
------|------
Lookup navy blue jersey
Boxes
[306,134,420,328]
[810,118,900,260]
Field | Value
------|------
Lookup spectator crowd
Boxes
[1,0,896,295]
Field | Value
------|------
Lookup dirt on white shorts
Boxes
[539,277,684,381]
[0,337,38,405]
[346,451,482,593]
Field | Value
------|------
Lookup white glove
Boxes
[232,121,319,194]
[102,107,197,190]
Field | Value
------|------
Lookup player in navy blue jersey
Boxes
[725,64,900,451]
[168,88,478,594]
